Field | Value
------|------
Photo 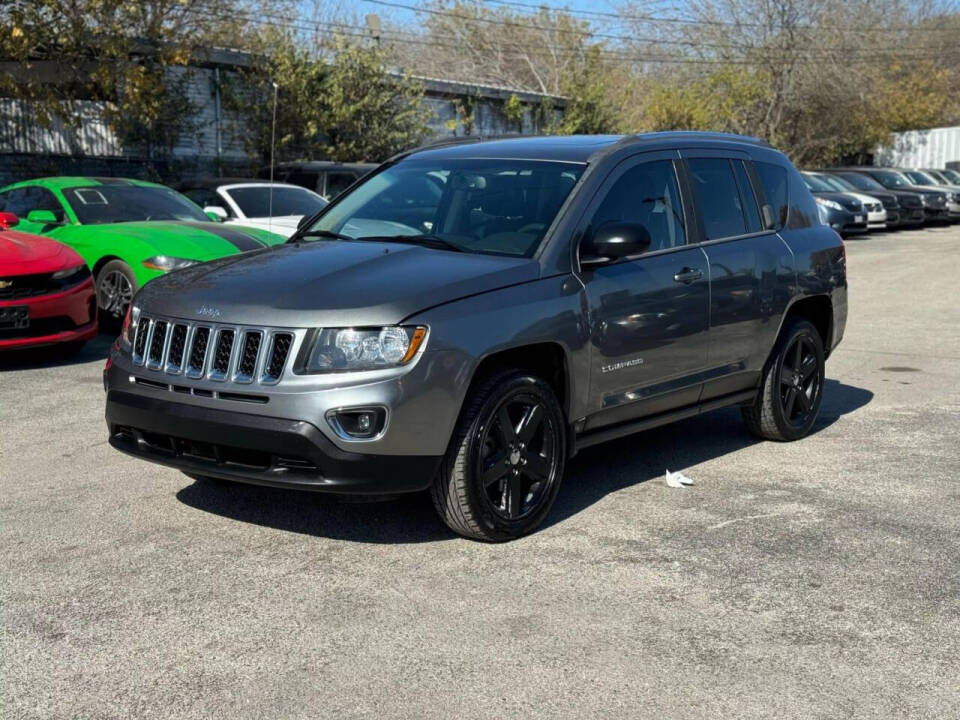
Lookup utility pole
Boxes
[268,82,278,229]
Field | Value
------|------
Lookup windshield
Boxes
[836,172,884,192]
[942,169,960,184]
[802,174,834,192]
[819,175,857,192]
[871,170,912,188]
[225,185,327,218]
[303,159,585,257]
[904,170,938,186]
[64,185,208,224]
[923,170,948,184]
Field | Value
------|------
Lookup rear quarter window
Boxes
[754,161,789,229]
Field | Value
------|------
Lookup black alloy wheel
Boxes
[742,317,825,441]
[778,334,822,427]
[431,370,567,541]
[476,392,559,521]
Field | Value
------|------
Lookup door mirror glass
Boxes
[0,211,18,229]
[26,209,58,225]
[582,222,652,266]
[204,206,228,222]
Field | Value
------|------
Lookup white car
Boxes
[802,172,888,230]
[178,180,328,238]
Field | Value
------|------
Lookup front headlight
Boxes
[142,256,197,272]
[815,197,843,212]
[305,326,428,372]
[51,264,89,281]
[120,302,141,350]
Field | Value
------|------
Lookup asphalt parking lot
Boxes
[3,224,960,719]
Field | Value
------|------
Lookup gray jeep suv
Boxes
[104,133,847,541]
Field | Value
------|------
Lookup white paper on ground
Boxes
[665,469,695,488]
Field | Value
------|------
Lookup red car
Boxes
[0,211,97,352]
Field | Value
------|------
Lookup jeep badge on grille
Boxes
[196,305,221,318]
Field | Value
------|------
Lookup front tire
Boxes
[95,260,138,329]
[742,318,825,441]
[431,370,567,541]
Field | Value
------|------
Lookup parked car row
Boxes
[803,167,960,235]
[0,176,332,353]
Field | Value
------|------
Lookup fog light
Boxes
[326,407,387,440]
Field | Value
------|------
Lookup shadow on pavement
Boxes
[0,332,114,370]
[176,378,873,543]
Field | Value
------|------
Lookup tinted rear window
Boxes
[687,158,747,239]
[754,161,789,228]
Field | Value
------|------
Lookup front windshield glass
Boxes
[64,185,208,224]
[904,170,938,186]
[941,169,960,183]
[225,185,327,218]
[802,174,834,192]
[924,170,948,184]
[820,175,857,192]
[304,159,585,257]
[871,170,911,188]
[837,172,885,191]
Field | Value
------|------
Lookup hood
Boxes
[846,192,884,207]
[85,220,282,258]
[0,229,83,276]
[137,239,540,327]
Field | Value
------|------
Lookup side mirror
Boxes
[0,211,18,229]
[204,206,228,222]
[26,209,58,225]
[581,222,652,266]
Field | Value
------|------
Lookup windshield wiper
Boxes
[290,229,355,243]
[361,235,466,253]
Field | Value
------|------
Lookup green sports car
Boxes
[0,177,287,322]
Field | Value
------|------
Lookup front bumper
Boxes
[0,277,97,351]
[106,390,442,494]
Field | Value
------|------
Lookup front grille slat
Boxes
[211,329,236,380]
[147,321,168,369]
[133,315,296,387]
[263,333,293,384]
[187,327,210,377]
[166,324,188,373]
[235,331,262,382]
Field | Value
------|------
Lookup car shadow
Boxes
[0,332,114,370]
[175,378,873,544]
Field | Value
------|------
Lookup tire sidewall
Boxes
[461,374,566,541]
[771,320,825,440]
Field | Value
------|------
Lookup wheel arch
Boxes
[467,342,571,420]
[778,294,834,357]
[92,254,123,278]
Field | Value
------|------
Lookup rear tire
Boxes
[742,318,825,441]
[430,370,566,541]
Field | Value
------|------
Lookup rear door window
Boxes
[687,158,748,240]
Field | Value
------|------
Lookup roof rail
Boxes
[624,130,772,147]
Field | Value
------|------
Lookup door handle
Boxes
[673,267,703,284]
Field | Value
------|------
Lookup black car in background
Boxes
[256,161,377,200]
[825,170,926,226]
[833,168,949,222]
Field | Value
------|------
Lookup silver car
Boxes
[105,133,847,540]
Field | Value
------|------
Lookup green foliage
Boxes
[554,47,620,135]
[502,93,524,131]
[228,36,431,163]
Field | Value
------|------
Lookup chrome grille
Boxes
[147,321,167,369]
[131,315,295,386]
[264,333,293,383]
[211,329,235,379]
[187,327,210,377]
[166,324,188,373]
